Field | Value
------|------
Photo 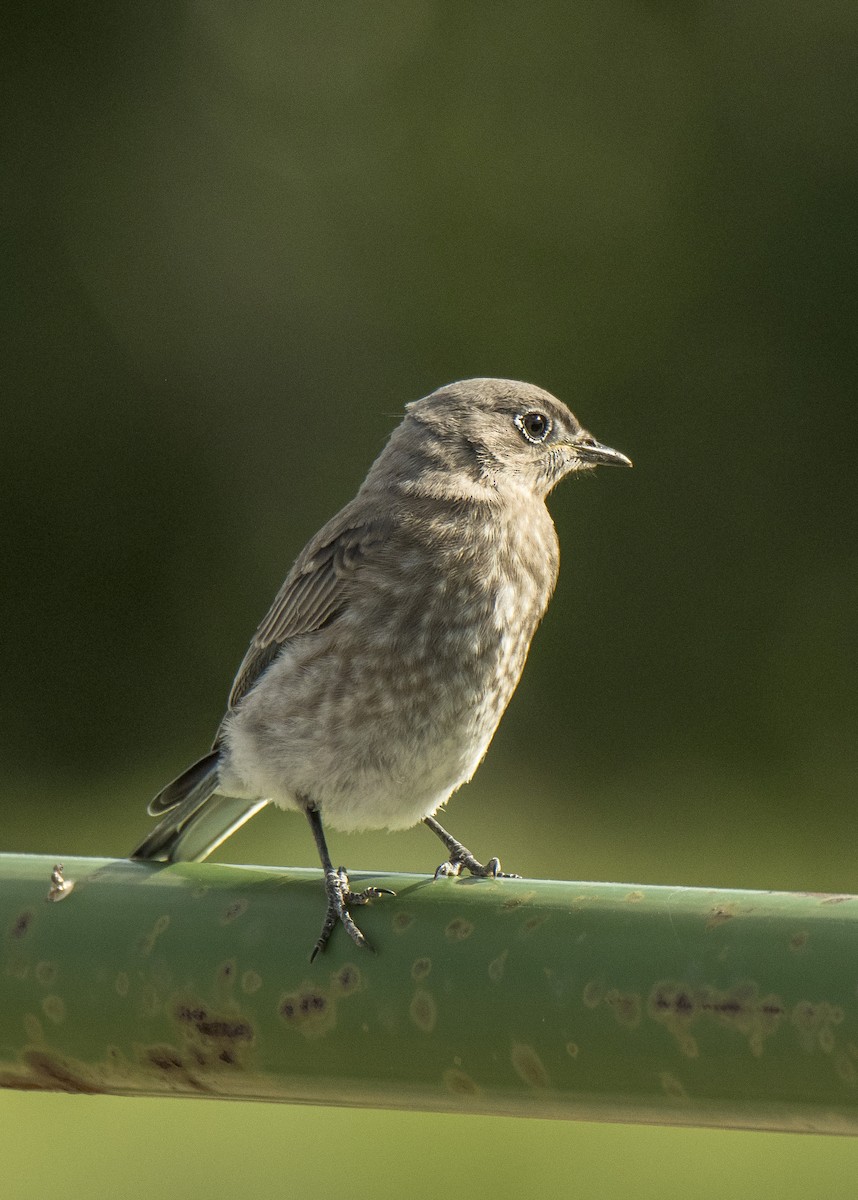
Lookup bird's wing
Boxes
[222,508,390,716]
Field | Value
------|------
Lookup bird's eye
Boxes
[515,410,552,444]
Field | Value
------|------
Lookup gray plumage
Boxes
[132,378,631,955]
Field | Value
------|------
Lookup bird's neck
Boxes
[361,424,502,504]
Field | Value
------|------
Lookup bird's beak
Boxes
[572,435,633,469]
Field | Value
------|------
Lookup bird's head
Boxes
[403,378,631,497]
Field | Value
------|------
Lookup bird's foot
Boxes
[433,843,521,881]
[310,867,395,961]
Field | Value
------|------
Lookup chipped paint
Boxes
[141,1042,213,1091]
[219,898,249,924]
[34,961,58,987]
[511,1043,550,1089]
[332,963,362,996]
[217,959,237,987]
[649,981,783,1058]
[139,984,161,1018]
[156,999,258,1074]
[10,911,34,939]
[444,917,474,941]
[278,983,336,1038]
[835,1052,858,1084]
[409,989,437,1033]
[241,970,263,995]
[660,1072,689,1101]
[605,988,642,1029]
[706,903,739,929]
[582,980,605,1009]
[11,1049,103,1094]
[444,1068,480,1095]
[105,1045,125,1069]
[41,995,65,1024]
[175,1003,253,1043]
[23,1013,44,1042]
[488,949,509,982]
[791,1000,844,1055]
[139,915,171,957]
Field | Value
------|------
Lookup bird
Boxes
[131,378,631,957]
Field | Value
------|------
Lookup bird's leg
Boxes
[423,815,521,880]
[304,802,394,961]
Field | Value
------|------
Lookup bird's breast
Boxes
[378,498,559,728]
[222,496,560,829]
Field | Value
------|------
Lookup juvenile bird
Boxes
[132,378,631,957]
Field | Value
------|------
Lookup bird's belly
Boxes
[220,616,531,833]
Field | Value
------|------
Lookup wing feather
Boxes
[224,509,389,714]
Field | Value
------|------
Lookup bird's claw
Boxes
[433,849,521,881]
[310,867,395,961]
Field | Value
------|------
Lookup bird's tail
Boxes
[130,751,268,863]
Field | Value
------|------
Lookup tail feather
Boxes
[148,750,221,816]
[131,752,268,862]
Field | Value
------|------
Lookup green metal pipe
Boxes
[2,853,857,1132]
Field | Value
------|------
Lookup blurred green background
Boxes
[3,1,858,1196]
